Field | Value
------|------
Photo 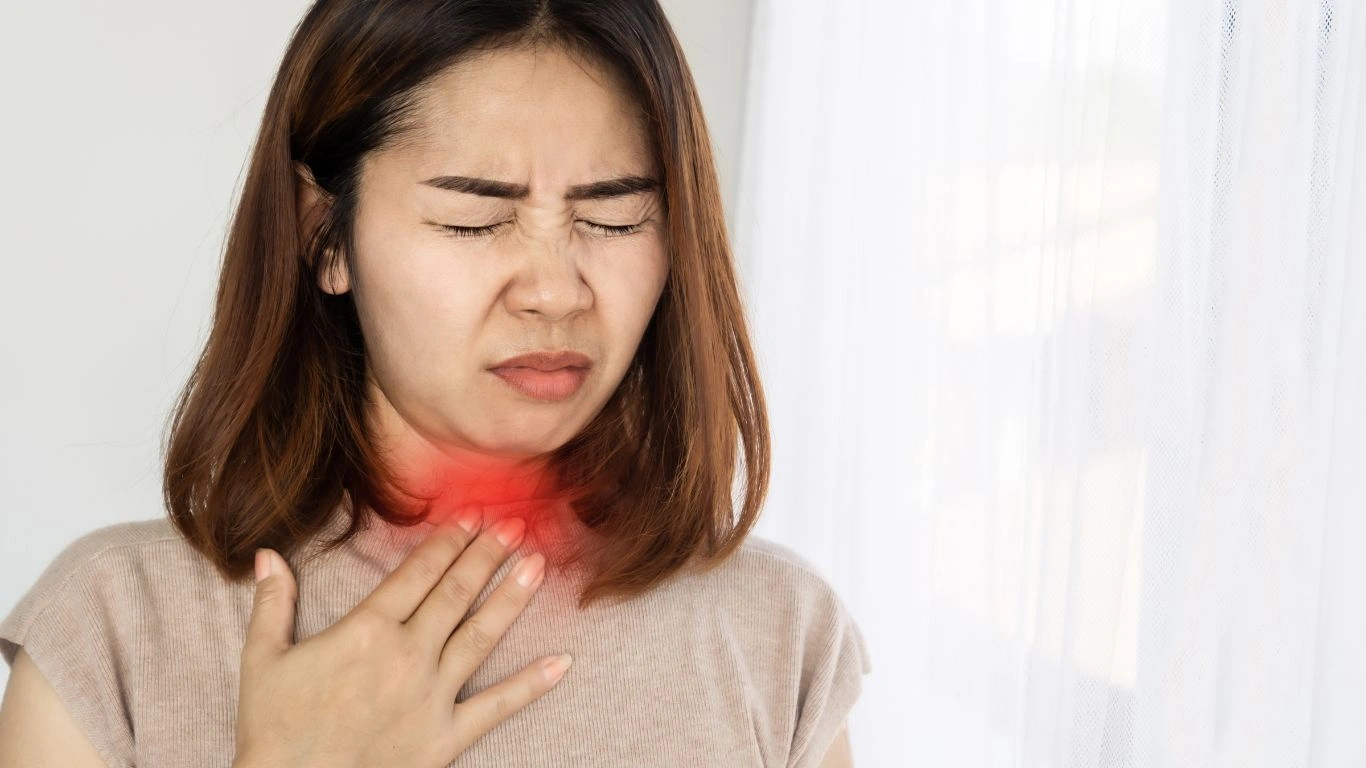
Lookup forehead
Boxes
[396,43,655,178]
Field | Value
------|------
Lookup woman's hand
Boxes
[232,512,570,768]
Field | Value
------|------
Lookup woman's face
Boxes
[316,44,668,482]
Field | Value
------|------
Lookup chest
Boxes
[126,582,797,768]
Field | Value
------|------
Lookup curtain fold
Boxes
[735,0,1366,765]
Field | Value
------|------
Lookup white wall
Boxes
[0,0,754,693]
[659,0,758,221]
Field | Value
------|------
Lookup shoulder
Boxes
[22,516,182,571]
[34,515,181,568]
[730,533,837,580]
[712,534,862,624]
[1,516,195,667]
[0,517,189,768]
[719,535,872,768]
[693,533,872,675]
[681,534,871,768]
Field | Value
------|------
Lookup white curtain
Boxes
[736,0,1366,765]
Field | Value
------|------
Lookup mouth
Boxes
[488,350,594,371]
[489,365,590,402]
[487,350,594,402]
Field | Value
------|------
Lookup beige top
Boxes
[0,498,871,768]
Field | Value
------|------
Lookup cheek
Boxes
[585,246,668,365]
[350,244,493,378]
[590,243,667,313]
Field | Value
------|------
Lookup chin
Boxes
[471,421,576,455]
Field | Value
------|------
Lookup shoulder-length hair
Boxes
[162,0,769,608]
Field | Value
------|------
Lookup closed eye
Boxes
[440,222,509,239]
[580,221,643,237]
[437,220,643,239]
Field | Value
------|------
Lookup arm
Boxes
[0,648,110,768]
[818,719,854,768]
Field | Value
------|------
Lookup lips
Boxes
[488,350,593,402]
[490,366,589,402]
[489,350,593,371]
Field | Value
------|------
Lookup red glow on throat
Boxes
[391,454,588,561]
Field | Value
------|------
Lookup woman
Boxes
[0,1,870,766]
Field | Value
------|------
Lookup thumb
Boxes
[245,549,297,664]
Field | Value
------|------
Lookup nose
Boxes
[504,238,593,322]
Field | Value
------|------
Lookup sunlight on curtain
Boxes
[735,0,1365,765]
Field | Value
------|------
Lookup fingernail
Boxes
[542,653,572,683]
[514,553,545,588]
[455,507,482,534]
[494,517,527,548]
[254,549,268,583]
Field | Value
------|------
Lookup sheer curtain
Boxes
[735,0,1365,765]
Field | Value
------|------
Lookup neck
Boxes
[388,445,565,516]
[361,390,590,561]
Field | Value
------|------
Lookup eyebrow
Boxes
[418,174,660,202]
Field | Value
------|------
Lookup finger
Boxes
[407,517,527,652]
[357,509,482,624]
[450,653,572,751]
[243,549,297,667]
[436,551,544,689]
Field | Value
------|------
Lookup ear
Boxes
[294,161,351,295]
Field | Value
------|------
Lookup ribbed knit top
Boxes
[0,497,871,767]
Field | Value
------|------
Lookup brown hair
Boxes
[161,0,769,608]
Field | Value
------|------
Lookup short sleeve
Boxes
[0,533,139,768]
[787,588,873,768]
